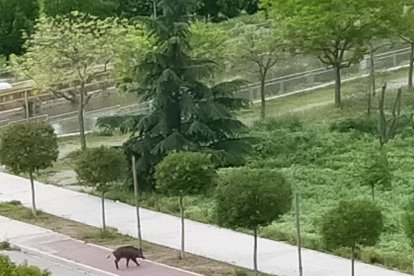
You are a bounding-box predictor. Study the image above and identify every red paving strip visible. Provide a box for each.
[30,238,199,276]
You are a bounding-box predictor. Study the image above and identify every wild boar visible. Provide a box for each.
[107,246,145,269]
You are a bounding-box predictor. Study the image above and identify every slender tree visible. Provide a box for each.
[15,13,122,150]
[237,21,281,119]
[0,121,58,217]
[215,168,292,273]
[321,199,383,276]
[75,146,127,230]
[360,150,392,200]
[155,151,216,259]
[402,202,414,276]
[263,0,383,107]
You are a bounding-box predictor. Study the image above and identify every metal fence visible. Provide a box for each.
[237,47,412,101]
[1,46,413,135]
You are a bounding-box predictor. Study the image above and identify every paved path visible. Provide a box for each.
[0,172,410,276]
[0,216,198,276]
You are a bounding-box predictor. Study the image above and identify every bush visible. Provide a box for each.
[329,117,377,134]
[216,168,292,230]
[155,151,217,196]
[253,116,303,132]
[321,199,383,250]
[0,254,50,275]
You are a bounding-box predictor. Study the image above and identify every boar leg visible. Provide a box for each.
[115,258,120,270]
[126,258,130,267]
[132,257,140,267]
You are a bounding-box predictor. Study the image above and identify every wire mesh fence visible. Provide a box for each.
[0,46,412,135]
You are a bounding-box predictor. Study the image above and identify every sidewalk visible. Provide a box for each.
[0,172,410,276]
[0,216,199,276]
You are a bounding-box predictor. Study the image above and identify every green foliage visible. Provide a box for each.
[329,117,377,135]
[359,150,392,199]
[0,0,39,59]
[104,0,251,188]
[215,168,292,230]
[41,0,118,17]
[402,211,414,248]
[0,255,50,276]
[0,121,58,175]
[248,119,324,167]
[15,13,121,97]
[14,12,135,149]
[189,20,230,71]
[321,199,383,249]
[196,0,248,21]
[117,0,156,18]
[264,0,382,106]
[155,151,216,196]
[75,146,127,192]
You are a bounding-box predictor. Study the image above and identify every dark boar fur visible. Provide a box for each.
[107,246,145,269]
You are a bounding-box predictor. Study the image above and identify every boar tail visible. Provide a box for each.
[106,252,113,259]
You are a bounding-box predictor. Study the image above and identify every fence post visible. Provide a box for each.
[280,81,285,95]
[24,90,30,120]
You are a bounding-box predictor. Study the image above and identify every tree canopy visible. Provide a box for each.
[0,0,39,60]
[216,168,292,229]
[215,168,291,272]
[0,121,58,176]
[41,0,118,17]
[14,12,127,150]
[75,146,127,191]
[0,121,58,216]
[263,0,383,107]
[155,151,216,195]
[321,199,383,249]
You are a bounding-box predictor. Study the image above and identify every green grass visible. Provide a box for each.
[239,67,411,125]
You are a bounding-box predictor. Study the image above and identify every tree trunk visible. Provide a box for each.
[260,71,267,120]
[351,245,355,276]
[371,185,375,201]
[132,155,143,249]
[378,83,387,147]
[179,191,185,259]
[101,192,106,231]
[409,41,414,91]
[370,49,376,97]
[29,172,37,217]
[295,193,303,276]
[334,65,342,108]
[152,0,157,17]
[411,247,414,276]
[253,227,258,274]
[412,247,414,276]
[78,83,87,150]
[367,86,372,118]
